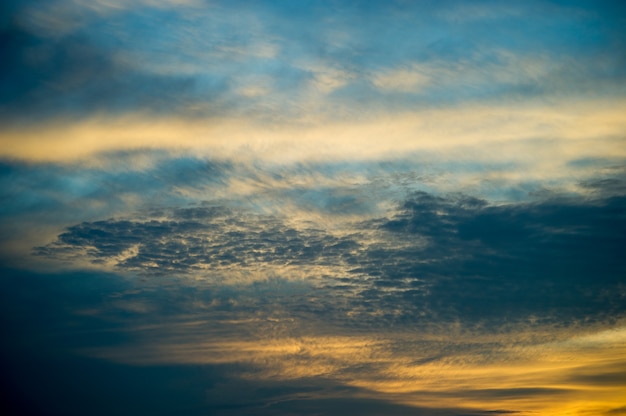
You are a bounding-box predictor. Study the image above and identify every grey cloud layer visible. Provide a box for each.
[37,184,626,327]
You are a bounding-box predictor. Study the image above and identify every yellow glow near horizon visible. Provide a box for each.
[85,323,626,415]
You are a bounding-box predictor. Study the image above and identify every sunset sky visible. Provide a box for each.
[1,1,625,415]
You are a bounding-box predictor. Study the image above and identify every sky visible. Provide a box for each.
[1,0,626,415]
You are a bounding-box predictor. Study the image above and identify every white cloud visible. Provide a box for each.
[370,50,560,94]
[371,65,430,92]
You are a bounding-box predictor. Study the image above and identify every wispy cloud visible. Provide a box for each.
[2,98,625,167]
[3,0,625,123]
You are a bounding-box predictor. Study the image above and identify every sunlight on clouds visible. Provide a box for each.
[124,336,381,379]
[237,84,272,98]
[370,50,560,94]
[308,66,353,94]
[2,98,625,168]
[371,65,431,92]
[87,323,626,415]
[217,41,280,60]
[3,1,625,415]
[185,264,359,286]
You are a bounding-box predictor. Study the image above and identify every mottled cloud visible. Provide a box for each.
[34,205,361,282]
[35,179,626,328]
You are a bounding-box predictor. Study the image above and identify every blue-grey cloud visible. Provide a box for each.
[35,175,626,329]
[35,205,357,274]
[0,23,204,122]
[0,154,228,216]
[2,0,625,122]
[357,189,626,326]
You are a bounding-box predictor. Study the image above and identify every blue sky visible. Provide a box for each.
[1,1,626,415]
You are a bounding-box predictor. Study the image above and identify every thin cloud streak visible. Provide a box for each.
[76,302,626,415]
[2,98,625,165]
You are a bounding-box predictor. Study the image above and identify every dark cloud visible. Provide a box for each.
[1,269,523,416]
[580,175,626,198]
[36,182,626,329]
[357,189,626,326]
[1,347,225,416]
[35,205,358,274]
[0,268,132,351]
[569,371,626,387]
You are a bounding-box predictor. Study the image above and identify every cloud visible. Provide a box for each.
[2,2,626,414]
[80,295,625,414]
[5,163,625,416]
[371,65,431,92]
[0,153,228,219]
[15,0,206,37]
[5,182,624,414]
[35,178,626,328]
[369,50,556,95]
[0,22,207,122]
[1,1,290,123]
[34,204,361,282]
[2,0,625,125]
[368,190,626,323]
[2,97,625,168]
